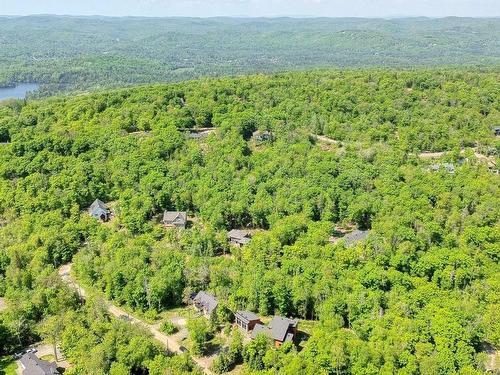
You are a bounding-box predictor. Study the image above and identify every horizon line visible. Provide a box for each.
[1,14,500,20]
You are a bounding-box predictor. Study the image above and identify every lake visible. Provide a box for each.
[0,83,39,100]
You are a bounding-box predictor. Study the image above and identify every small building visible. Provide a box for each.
[252,130,273,143]
[192,291,218,317]
[19,353,60,375]
[330,229,370,247]
[235,310,261,332]
[251,316,298,348]
[187,129,215,140]
[342,230,370,246]
[228,229,251,247]
[430,163,455,174]
[162,211,187,229]
[494,127,500,137]
[88,199,111,222]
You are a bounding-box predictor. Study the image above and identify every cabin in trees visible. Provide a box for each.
[252,130,273,143]
[162,211,187,229]
[187,129,215,139]
[342,230,370,246]
[19,352,60,375]
[494,127,500,137]
[430,163,455,174]
[192,291,218,317]
[251,316,299,348]
[330,229,370,247]
[235,310,261,332]
[228,229,251,247]
[88,199,111,222]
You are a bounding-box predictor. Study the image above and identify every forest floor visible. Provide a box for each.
[0,297,7,312]
[58,264,215,374]
[483,342,500,372]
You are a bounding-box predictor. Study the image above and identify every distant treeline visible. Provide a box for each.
[0,16,499,96]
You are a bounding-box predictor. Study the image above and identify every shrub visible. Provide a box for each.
[160,320,178,335]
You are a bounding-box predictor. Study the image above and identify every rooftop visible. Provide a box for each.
[193,291,218,315]
[20,353,60,375]
[251,316,298,342]
[89,198,109,213]
[236,310,260,322]
[342,230,370,246]
[228,229,250,240]
[163,211,187,224]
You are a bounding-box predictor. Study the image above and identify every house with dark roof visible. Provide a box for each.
[342,230,370,246]
[235,310,261,332]
[187,129,214,140]
[88,199,111,222]
[330,229,370,247]
[192,291,218,317]
[19,353,60,375]
[430,163,455,174]
[162,211,187,229]
[251,316,298,348]
[494,127,500,137]
[228,229,251,247]
[252,130,273,143]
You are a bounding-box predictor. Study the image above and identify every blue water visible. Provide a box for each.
[0,83,39,100]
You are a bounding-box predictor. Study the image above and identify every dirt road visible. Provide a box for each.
[58,264,213,374]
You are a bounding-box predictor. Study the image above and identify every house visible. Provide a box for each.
[494,127,500,137]
[252,130,273,143]
[187,130,214,140]
[88,199,111,221]
[235,310,261,332]
[162,211,187,229]
[19,353,60,375]
[251,316,298,348]
[192,291,218,317]
[330,229,370,247]
[342,230,370,246]
[429,163,455,174]
[228,229,251,247]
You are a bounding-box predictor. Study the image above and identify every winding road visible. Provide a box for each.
[58,264,213,374]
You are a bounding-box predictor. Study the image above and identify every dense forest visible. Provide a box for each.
[0,16,499,96]
[0,69,499,374]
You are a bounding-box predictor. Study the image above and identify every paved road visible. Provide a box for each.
[58,264,213,374]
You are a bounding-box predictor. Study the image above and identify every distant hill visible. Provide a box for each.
[0,15,499,95]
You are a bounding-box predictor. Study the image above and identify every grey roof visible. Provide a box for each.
[268,316,298,342]
[228,229,249,239]
[162,211,187,225]
[251,323,267,339]
[193,291,218,315]
[252,130,272,141]
[284,333,294,343]
[236,310,260,322]
[430,163,455,173]
[187,130,213,139]
[20,353,60,375]
[342,230,370,246]
[251,316,298,342]
[228,229,251,243]
[89,199,109,216]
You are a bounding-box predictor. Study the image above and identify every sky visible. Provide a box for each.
[0,0,499,18]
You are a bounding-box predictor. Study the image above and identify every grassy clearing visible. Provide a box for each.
[0,356,17,375]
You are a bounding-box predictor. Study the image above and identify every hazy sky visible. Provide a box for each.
[1,0,499,18]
